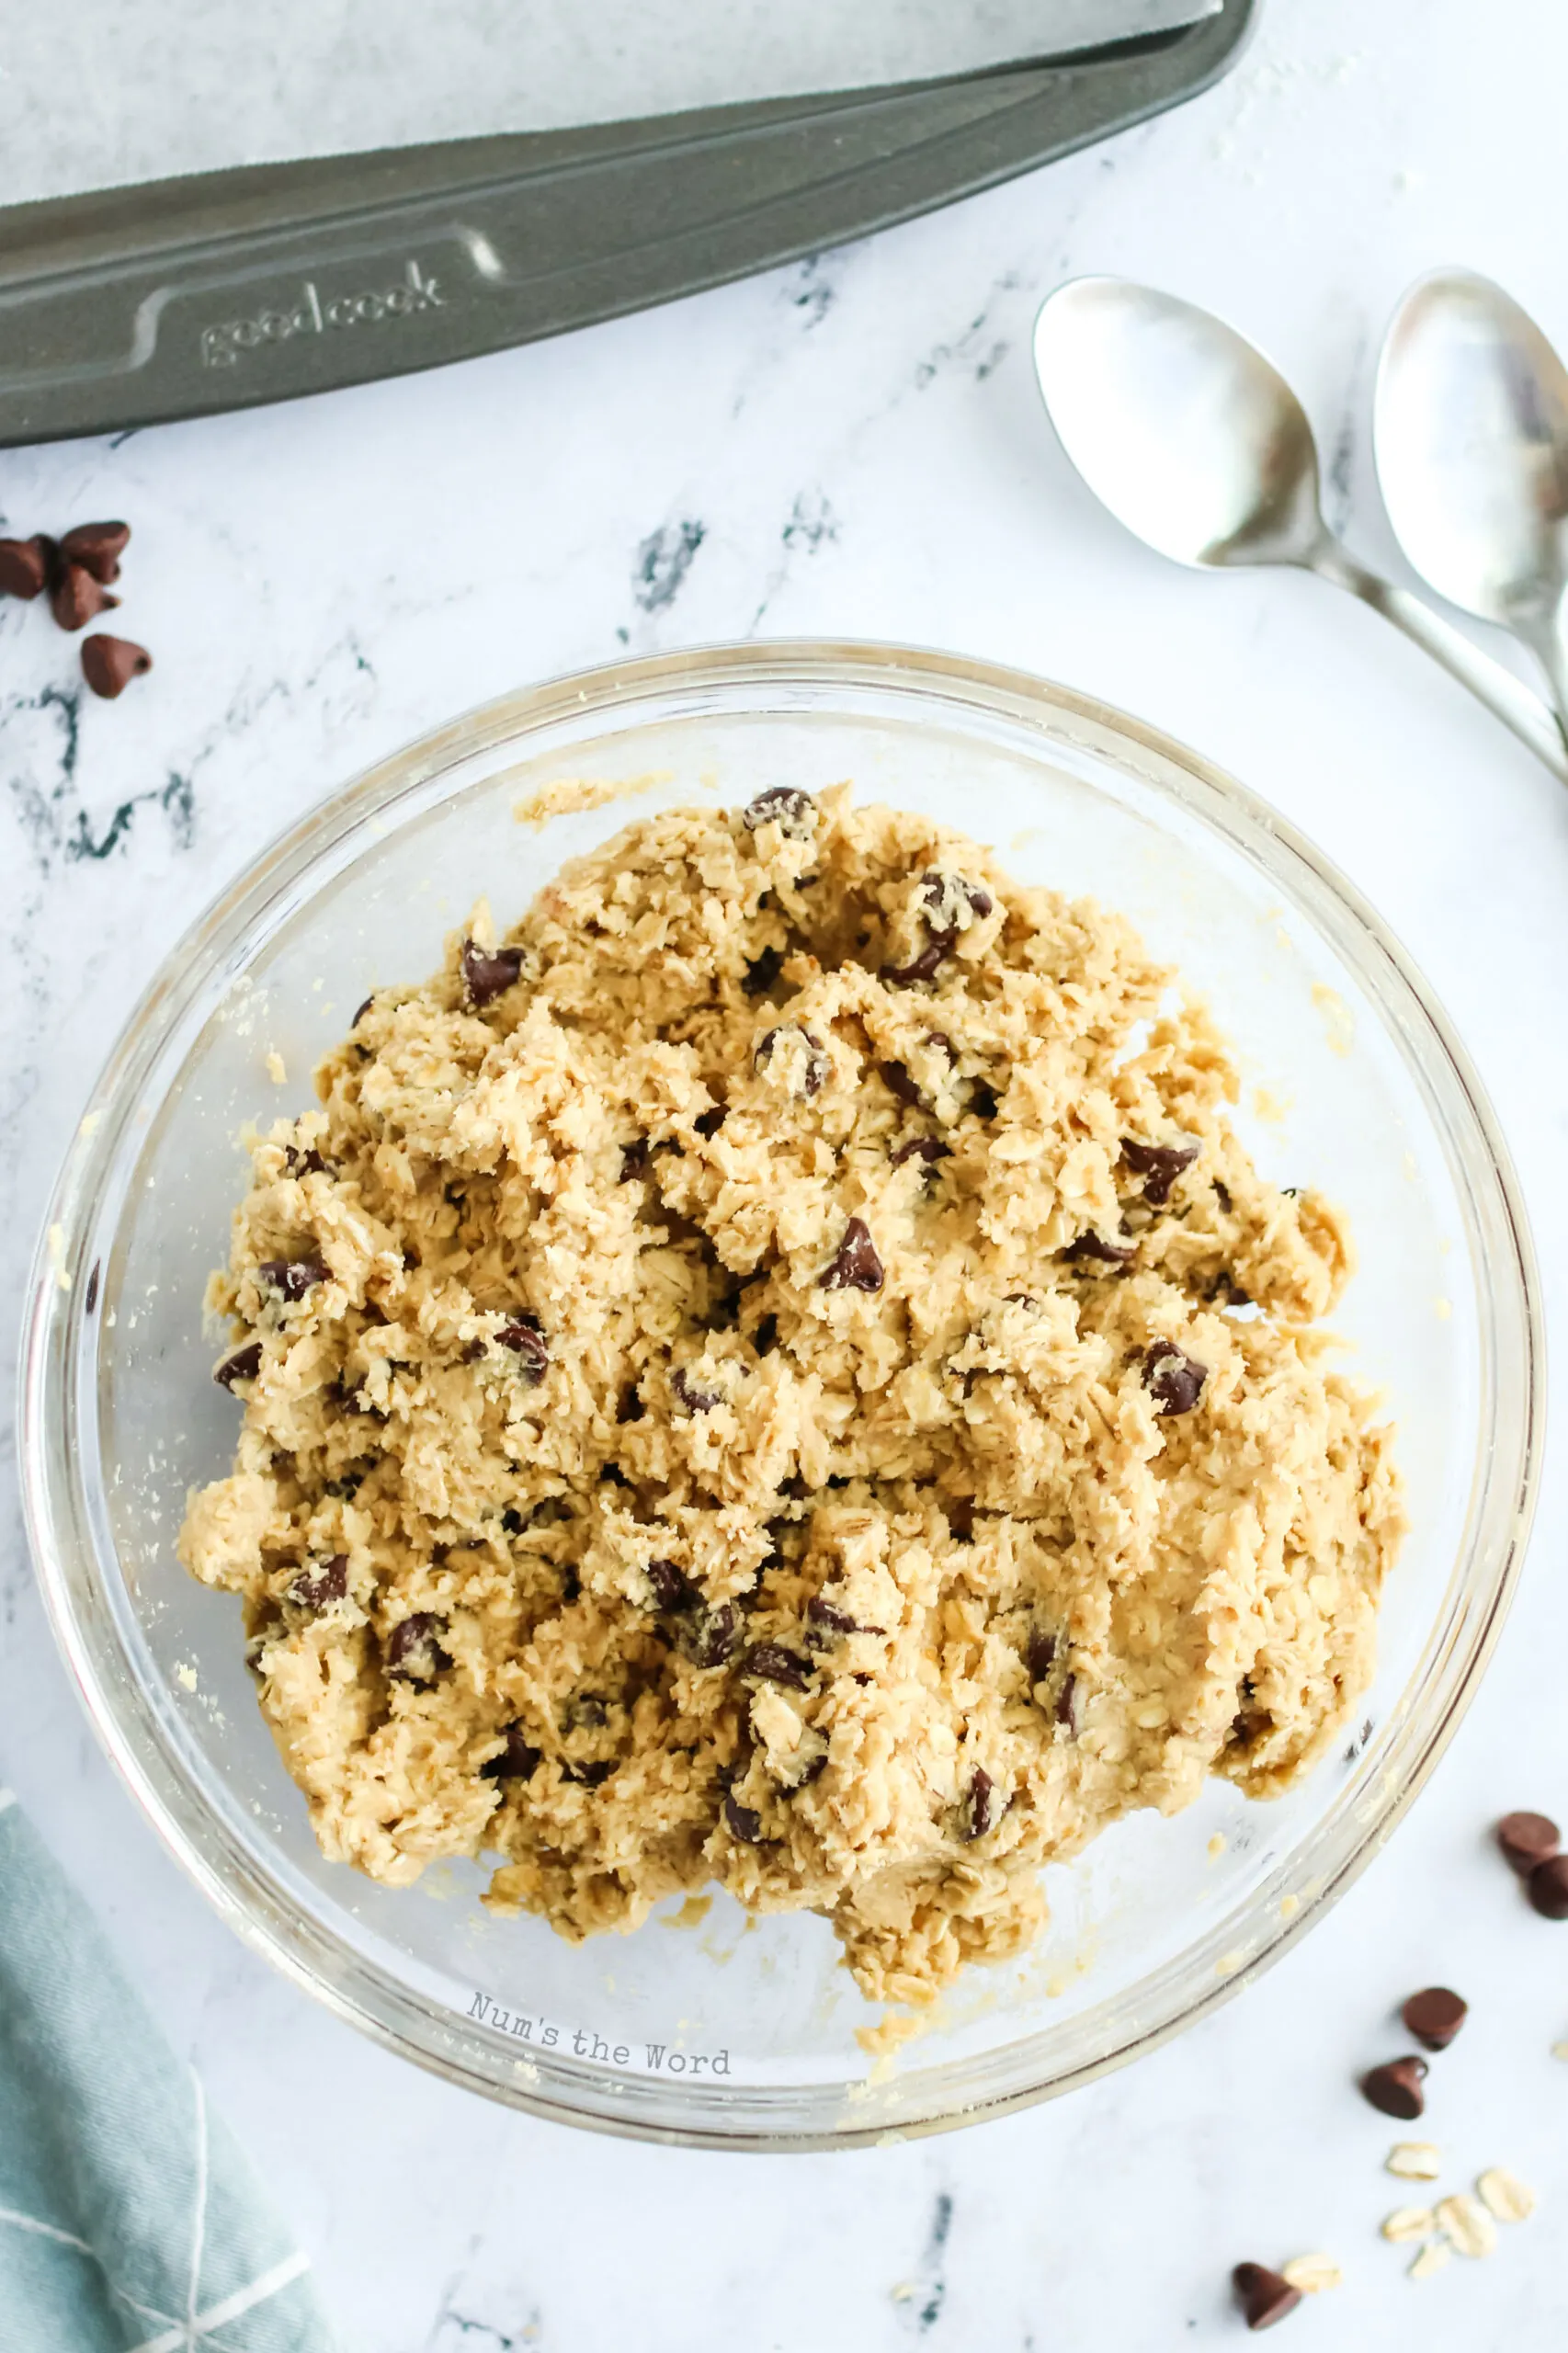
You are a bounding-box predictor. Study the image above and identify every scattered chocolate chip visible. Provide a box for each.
[1064,1230,1135,1266]
[1528,1855,1568,1920]
[793,1753,829,1790]
[285,1146,328,1177]
[881,932,955,986]
[1143,1340,1207,1415]
[570,1695,608,1729]
[349,996,377,1034]
[694,1105,728,1139]
[1213,1179,1233,1212]
[672,1367,721,1414]
[215,1342,263,1391]
[562,1758,616,1787]
[753,1313,779,1356]
[1025,1629,1057,1686]
[724,1792,764,1841]
[59,520,130,584]
[51,562,119,631]
[81,632,151,699]
[0,534,52,598]
[740,1643,812,1690]
[880,1061,925,1108]
[778,1474,810,1501]
[1232,2264,1301,2332]
[85,1261,100,1314]
[497,1316,549,1382]
[818,1217,883,1292]
[647,1559,699,1612]
[500,1509,527,1536]
[1055,1673,1081,1734]
[481,1725,541,1781]
[967,1079,1000,1121]
[919,870,994,926]
[925,1031,956,1063]
[291,1554,347,1609]
[694,1603,738,1667]
[460,939,523,1007]
[460,1337,487,1365]
[964,1767,995,1840]
[754,1024,828,1096]
[386,1612,450,1684]
[1497,1810,1560,1874]
[890,1136,950,1168]
[1359,2057,1428,2119]
[743,944,785,996]
[806,1596,879,1637]
[619,1138,649,1182]
[259,1256,328,1302]
[742,787,816,838]
[1402,1987,1467,2051]
[1120,1135,1200,1205]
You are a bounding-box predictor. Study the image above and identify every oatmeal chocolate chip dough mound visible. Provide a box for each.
[179,787,1403,2005]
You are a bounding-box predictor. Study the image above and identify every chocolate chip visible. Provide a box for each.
[1232,2264,1301,2332]
[1064,1230,1135,1267]
[964,1767,995,1840]
[481,1725,541,1780]
[386,1612,450,1684]
[1120,1135,1200,1205]
[1528,1855,1568,1920]
[694,1602,738,1667]
[778,1474,810,1500]
[569,1695,608,1730]
[460,939,523,1007]
[562,1759,616,1787]
[806,1596,880,1637]
[81,633,151,699]
[880,1061,925,1108]
[285,1146,328,1177]
[215,1341,263,1391]
[51,562,119,631]
[259,1256,328,1302]
[1402,1987,1467,2051]
[0,534,52,598]
[672,1367,721,1414]
[1025,1629,1057,1686]
[1497,1810,1560,1874]
[497,1316,549,1382]
[754,1025,828,1096]
[694,1105,728,1139]
[793,1753,829,1790]
[1359,2056,1428,2119]
[647,1559,698,1612]
[753,1313,779,1356]
[1144,1340,1207,1415]
[1055,1673,1081,1734]
[890,1136,950,1168]
[743,944,784,996]
[740,1643,812,1690]
[743,787,816,838]
[925,1031,956,1064]
[881,932,955,987]
[724,1793,764,1841]
[818,1217,883,1292]
[501,1508,526,1535]
[291,1554,347,1609]
[619,1138,649,1182]
[59,520,130,584]
[920,870,994,926]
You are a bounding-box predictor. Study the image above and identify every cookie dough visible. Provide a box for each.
[180,787,1403,2005]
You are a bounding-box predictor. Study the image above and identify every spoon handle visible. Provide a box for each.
[1309,540,1568,782]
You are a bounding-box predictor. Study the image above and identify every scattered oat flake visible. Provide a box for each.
[265,1049,287,1085]
[890,2282,916,2303]
[1382,2207,1435,2243]
[174,1663,199,1692]
[1476,2167,1536,2223]
[1387,2142,1443,2180]
[1281,2254,1341,2293]
[1435,2192,1496,2259]
[1215,1947,1247,1977]
[1207,1831,1227,1860]
[1408,2239,1450,2281]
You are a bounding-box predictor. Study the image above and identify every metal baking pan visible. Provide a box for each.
[0,0,1255,447]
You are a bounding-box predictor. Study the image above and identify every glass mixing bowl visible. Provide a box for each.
[20,642,1542,2149]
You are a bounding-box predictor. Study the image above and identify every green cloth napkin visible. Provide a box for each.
[0,1787,335,2351]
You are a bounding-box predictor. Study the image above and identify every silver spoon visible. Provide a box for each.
[1376,268,1568,741]
[1032,276,1568,783]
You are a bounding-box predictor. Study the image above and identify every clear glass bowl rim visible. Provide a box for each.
[19,638,1545,2151]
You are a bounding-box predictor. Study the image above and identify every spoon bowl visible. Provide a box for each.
[1033,277,1326,569]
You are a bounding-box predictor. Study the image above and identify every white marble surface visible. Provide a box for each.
[5,1,1568,2343]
